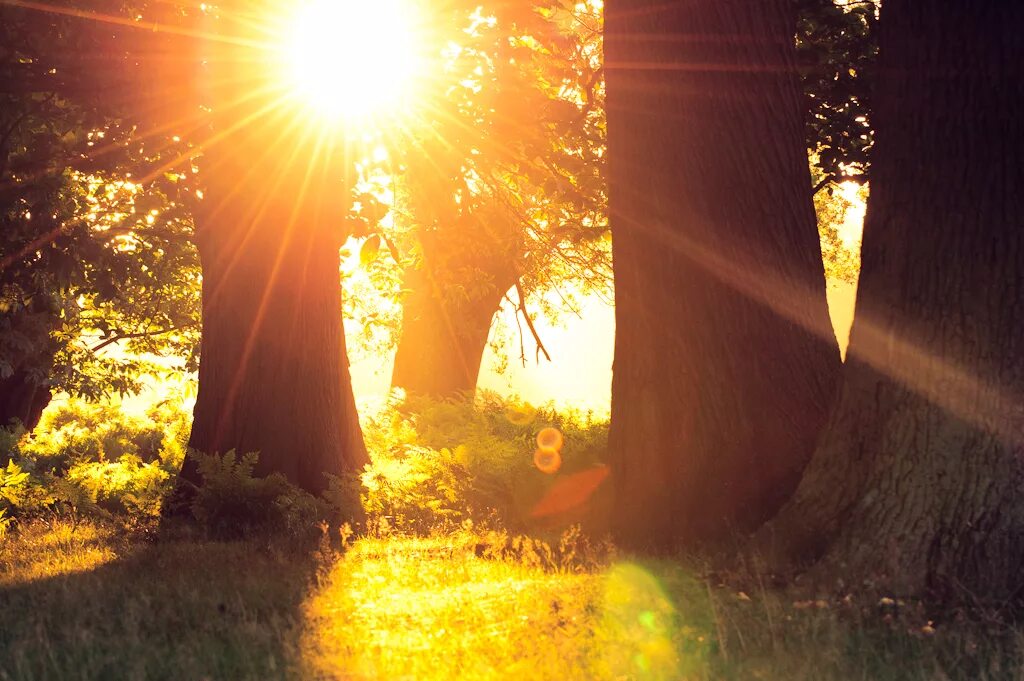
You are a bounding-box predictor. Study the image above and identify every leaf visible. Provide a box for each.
[360,235,381,267]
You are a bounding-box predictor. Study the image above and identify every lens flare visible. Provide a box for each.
[536,427,563,451]
[530,465,610,517]
[533,447,562,474]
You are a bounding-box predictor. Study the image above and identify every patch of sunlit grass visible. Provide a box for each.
[300,531,713,680]
[0,521,121,586]
[4,519,1024,680]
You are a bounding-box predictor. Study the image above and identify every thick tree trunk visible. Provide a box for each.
[605,0,840,547]
[0,308,57,432]
[765,3,1024,600]
[391,259,514,398]
[0,369,51,432]
[173,123,368,503]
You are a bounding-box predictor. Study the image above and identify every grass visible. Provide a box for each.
[2,519,1023,680]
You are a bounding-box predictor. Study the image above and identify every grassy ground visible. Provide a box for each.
[2,519,1022,680]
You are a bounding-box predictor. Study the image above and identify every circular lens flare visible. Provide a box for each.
[534,447,562,474]
[536,427,564,451]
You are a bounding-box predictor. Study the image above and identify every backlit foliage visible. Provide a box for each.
[0,398,190,523]
[0,5,201,405]
[360,391,608,532]
[344,0,609,359]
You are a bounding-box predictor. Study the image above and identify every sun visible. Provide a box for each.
[282,0,425,122]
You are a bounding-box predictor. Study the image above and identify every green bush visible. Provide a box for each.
[189,450,327,538]
[2,392,609,536]
[0,398,191,525]
[18,399,189,472]
[359,391,609,532]
[65,456,171,517]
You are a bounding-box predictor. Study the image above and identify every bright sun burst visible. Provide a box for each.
[282,0,424,122]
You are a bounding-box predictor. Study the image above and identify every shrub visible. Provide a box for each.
[359,391,609,533]
[0,398,191,525]
[189,450,327,537]
[65,456,170,517]
[18,399,188,473]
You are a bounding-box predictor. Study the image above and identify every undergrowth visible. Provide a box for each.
[2,391,610,540]
[4,395,1024,680]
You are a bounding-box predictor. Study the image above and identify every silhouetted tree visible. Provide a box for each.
[605,0,840,546]
[767,1,1024,600]
[168,4,367,501]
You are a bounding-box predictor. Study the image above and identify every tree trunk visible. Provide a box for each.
[605,0,840,547]
[391,258,514,398]
[0,369,51,432]
[173,124,368,503]
[0,307,58,432]
[390,196,522,398]
[765,2,1024,600]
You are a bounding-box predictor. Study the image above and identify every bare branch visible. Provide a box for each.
[514,281,551,363]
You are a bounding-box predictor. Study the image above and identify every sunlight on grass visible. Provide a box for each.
[0,521,120,586]
[300,533,713,680]
[4,520,1024,680]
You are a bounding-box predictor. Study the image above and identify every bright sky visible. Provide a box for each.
[348,276,857,419]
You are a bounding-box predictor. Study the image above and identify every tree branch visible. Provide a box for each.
[90,325,181,353]
[505,292,528,368]
[514,281,551,363]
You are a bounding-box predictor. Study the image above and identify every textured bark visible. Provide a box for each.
[766,2,1024,600]
[0,369,51,432]
[605,0,840,547]
[172,121,368,503]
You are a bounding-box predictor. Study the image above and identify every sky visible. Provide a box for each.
[349,277,857,418]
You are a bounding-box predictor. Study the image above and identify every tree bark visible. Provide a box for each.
[605,0,840,547]
[0,369,51,432]
[173,120,368,502]
[0,307,57,432]
[765,2,1024,600]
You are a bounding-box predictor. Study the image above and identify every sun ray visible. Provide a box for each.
[220,131,338,377]
[0,0,265,48]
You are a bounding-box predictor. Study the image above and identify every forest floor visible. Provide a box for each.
[1,519,1022,681]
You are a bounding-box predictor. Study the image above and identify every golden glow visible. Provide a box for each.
[301,535,710,679]
[281,0,425,121]
[536,427,564,451]
[533,447,562,474]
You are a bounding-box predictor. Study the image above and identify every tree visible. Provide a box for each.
[181,131,367,496]
[796,0,876,192]
[604,0,841,547]
[0,3,200,431]
[171,5,368,501]
[1,0,366,499]
[765,1,1024,600]
[379,0,608,398]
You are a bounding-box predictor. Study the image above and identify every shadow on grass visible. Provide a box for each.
[0,526,324,681]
